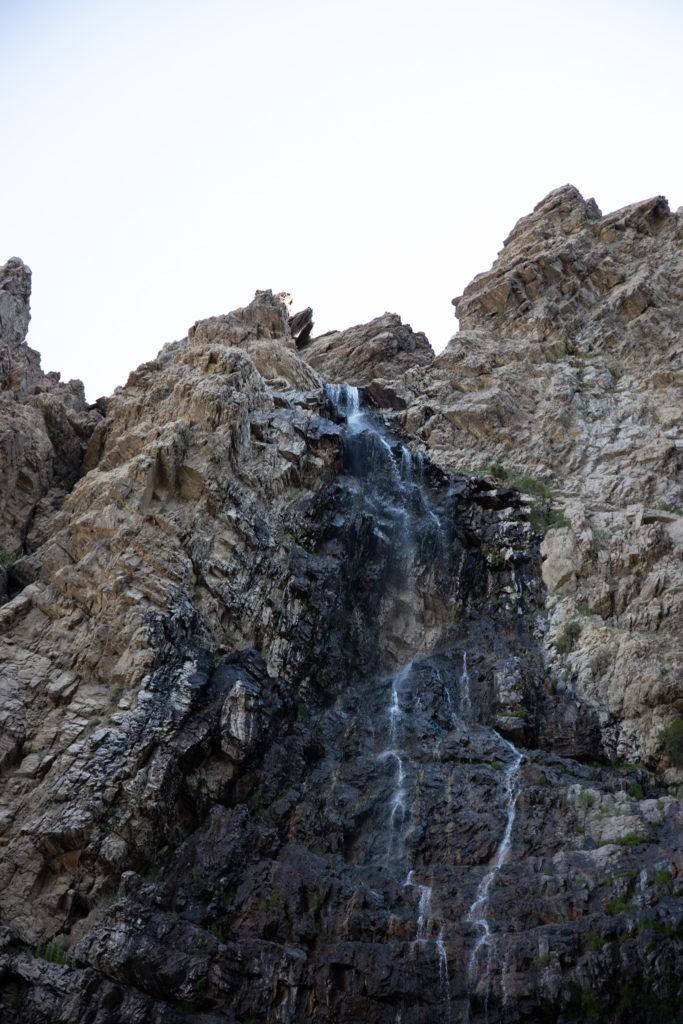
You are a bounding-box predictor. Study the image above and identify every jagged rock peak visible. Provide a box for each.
[184,289,321,392]
[186,292,433,390]
[503,183,603,244]
[188,288,295,347]
[299,311,434,386]
[0,256,32,349]
[453,184,681,353]
[0,256,101,564]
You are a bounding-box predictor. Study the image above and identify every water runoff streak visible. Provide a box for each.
[326,383,524,1022]
[327,383,453,1014]
[467,734,523,1016]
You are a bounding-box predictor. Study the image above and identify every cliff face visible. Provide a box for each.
[0,190,681,1024]
[0,259,102,571]
[387,186,683,769]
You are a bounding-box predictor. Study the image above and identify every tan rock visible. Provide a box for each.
[0,258,101,560]
[299,311,433,386]
[363,187,683,767]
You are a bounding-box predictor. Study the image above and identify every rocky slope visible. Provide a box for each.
[0,189,681,1024]
[383,186,683,771]
[0,259,101,576]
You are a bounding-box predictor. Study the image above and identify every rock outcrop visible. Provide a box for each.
[298,312,433,387]
[356,186,682,771]
[0,258,102,574]
[0,191,681,1024]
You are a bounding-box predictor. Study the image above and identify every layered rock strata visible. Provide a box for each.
[0,190,681,1024]
[298,312,433,387]
[374,186,682,770]
[0,258,101,572]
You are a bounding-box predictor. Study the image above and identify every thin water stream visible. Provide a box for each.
[466,734,523,1018]
[327,382,523,1023]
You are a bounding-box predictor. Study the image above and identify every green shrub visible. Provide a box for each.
[613,833,646,847]
[556,620,581,654]
[605,898,634,916]
[657,500,683,515]
[660,718,683,767]
[628,782,643,800]
[516,474,552,500]
[259,889,282,912]
[547,507,571,529]
[487,462,509,481]
[587,930,605,950]
[35,939,69,965]
[529,502,568,533]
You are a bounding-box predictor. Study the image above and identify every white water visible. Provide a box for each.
[415,884,433,942]
[460,651,472,717]
[326,384,473,1021]
[326,382,362,430]
[380,662,412,865]
[400,445,413,482]
[405,875,453,1014]
[467,735,523,991]
[501,949,513,1013]
[437,925,452,1019]
[388,662,411,743]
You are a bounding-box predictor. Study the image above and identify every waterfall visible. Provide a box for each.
[400,445,413,482]
[460,650,472,717]
[467,735,523,1005]
[388,661,411,744]
[379,746,407,866]
[325,381,526,1023]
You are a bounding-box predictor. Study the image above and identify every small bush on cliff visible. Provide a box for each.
[487,462,509,481]
[555,620,581,654]
[35,939,69,965]
[486,464,553,501]
[660,718,683,767]
[516,474,552,501]
[587,929,605,950]
[486,464,570,533]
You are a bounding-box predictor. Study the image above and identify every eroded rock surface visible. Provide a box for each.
[0,258,101,570]
[299,312,433,386]
[377,186,683,769]
[0,192,681,1024]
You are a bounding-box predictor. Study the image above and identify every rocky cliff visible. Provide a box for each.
[0,187,680,1024]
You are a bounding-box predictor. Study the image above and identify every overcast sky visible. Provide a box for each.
[3,0,682,400]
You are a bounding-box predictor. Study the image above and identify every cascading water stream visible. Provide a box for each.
[467,734,523,1014]
[327,383,457,1016]
[460,650,472,718]
[327,382,524,1022]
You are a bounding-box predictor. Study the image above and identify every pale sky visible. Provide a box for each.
[3,0,682,400]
